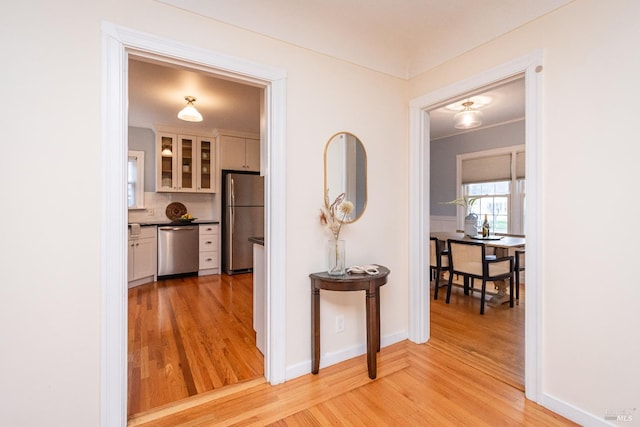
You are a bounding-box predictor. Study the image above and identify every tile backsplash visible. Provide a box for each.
[128,192,217,223]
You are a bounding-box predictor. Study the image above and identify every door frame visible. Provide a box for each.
[407,51,543,402]
[101,22,287,426]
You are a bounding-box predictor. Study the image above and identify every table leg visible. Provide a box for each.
[311,284,320,374]
[487,280,510,306]
[365,289,377,379]
[376,290,381,352]
[488,247,511,306]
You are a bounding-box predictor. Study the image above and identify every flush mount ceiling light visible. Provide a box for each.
[177,96,203,122]
[454,101,483,130]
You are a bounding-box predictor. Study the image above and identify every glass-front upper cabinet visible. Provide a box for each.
[156,131,216,193]
[197,137,215,193]
[157,132,176,191]
[178,135,196,192]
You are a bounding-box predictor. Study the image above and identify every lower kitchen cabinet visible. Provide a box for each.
[199,224,219,276]
[128,225,157,287]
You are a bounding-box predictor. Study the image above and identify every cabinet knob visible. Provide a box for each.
[206,258,212,261]
[206,241,212,244]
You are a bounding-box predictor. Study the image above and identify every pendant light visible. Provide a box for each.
[177,96,203,122]
[454,101,483,130]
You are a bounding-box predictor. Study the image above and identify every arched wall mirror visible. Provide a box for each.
[324,132,367,223]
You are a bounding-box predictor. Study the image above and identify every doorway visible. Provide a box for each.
[427,77,526,389]
[407,52,543,402]
[101,23,287,426]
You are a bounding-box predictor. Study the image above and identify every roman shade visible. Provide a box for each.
[516,151,525,179]
[461,151,526,184]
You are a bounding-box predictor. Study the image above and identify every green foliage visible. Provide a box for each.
[441,196,477,209]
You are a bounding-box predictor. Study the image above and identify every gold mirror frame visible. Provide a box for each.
[324,132,367,224]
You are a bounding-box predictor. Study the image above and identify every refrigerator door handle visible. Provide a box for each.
[230,177,235,207]
[230,177,235,268]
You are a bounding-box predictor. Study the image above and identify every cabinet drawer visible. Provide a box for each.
[199,234,218,251]
[199,224,218,236]
[199,251,218,269]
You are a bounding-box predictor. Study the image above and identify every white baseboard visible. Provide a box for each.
[285,331,408,381]
[542,393,619,427]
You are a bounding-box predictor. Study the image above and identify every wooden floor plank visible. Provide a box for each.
[128,273,264,416]
[429,276,525,390]
[131,339,577,427]
[129,272,577,426]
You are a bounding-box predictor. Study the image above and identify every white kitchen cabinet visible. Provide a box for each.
[128,226,157,287]
[156,132,216,193]
[219,134,260,172]
[198,224,219,276]
[196,137,216,193]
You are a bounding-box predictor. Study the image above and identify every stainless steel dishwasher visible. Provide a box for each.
[157,225,199,277]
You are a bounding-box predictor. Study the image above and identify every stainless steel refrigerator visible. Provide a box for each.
[222,172,264,274]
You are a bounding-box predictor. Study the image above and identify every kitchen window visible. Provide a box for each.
[128,150,145,209]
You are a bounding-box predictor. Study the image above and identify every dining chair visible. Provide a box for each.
[446,239,514,315]
[430,237,449,300]
[514,249,525,305]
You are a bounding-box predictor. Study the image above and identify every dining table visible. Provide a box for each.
[430,231,525,306]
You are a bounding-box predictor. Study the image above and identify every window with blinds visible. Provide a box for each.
[456,146,525,234]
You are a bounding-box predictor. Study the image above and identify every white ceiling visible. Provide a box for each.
[128,57,262,134]
[157,0,574,78]
[429,77,525,140]
[129,1,561,138]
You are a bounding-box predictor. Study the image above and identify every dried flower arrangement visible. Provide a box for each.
[320,191,354,241]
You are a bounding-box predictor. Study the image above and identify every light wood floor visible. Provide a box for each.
[430,277,525,390]
[128,273,575,426]
[128,273,264,416]
[129,341,574,426]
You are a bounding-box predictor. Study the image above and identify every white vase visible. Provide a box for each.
[327,239,346,276]
[464,213,478,236]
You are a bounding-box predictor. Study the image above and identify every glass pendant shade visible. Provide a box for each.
[177,96,203,122]
[454,102,483,129]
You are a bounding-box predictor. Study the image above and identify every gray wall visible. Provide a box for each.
[128,127,156,192]
[430,120,525,216]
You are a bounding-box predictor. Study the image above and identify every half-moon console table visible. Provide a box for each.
[310,265,390,379]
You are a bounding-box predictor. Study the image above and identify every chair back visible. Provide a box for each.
[429,238,437,267]
[430,237,448,269]
[448,239,484,276]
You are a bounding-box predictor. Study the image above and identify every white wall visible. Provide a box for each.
[4,0,637,425]
[411,0,640,423]
[0,1,407,426]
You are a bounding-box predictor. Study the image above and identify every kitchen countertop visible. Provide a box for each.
[128,220,219,227]
[249,237,264,245]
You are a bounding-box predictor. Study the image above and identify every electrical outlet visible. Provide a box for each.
[335,315,344,333]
